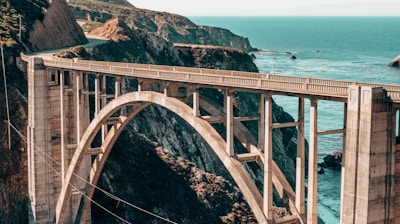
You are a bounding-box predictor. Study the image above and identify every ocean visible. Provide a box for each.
[189,16,400,223]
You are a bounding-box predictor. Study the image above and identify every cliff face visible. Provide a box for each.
[28,0,88,51]
[0,47,28,223]
[68,0,256,52]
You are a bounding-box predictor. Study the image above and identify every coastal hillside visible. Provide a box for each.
[0,0,299,223]
[67,0,256,52]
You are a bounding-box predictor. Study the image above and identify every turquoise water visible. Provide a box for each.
[190,16,400,223]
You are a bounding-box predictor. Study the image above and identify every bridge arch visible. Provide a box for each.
[55,91,267,223]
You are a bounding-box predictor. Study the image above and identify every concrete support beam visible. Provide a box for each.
[341,86,360,223]
[75,73,81,144]
[115,76,121,98]
[263,92,273,221]
[193,88,200,117]
[94,74,100,114]
[258,93,265,151]
[296,97,305,215]
[60,70,65,183]
[341,86,396,223]
[226,90,234,156]
[101,75,107,142]
[27,58,51,223]
[83,74,90,131]
[354,86,395,223]
[308,98,318,224]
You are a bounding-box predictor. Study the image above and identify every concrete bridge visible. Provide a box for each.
[22,54,400,223]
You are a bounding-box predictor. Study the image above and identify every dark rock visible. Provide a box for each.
[388,55,400,67]
[320,151,342,170]
[28,0,88,51]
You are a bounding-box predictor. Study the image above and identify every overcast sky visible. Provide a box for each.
[127,0,400,16]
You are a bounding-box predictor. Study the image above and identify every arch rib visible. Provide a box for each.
[55,91,268,224]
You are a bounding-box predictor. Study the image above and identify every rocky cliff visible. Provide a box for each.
[28,0,88,51]
[68,0,256,52]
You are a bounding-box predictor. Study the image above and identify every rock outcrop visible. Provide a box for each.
[28,0,88,51]
[388,55,400,67]
[68,0,256,52]
[319,151,342,170]
[89,17,182,65]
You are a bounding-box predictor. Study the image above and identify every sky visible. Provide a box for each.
[127,0,400,16]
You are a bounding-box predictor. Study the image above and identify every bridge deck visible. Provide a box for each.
[41,57,400,103]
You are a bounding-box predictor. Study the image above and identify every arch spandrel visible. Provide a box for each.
[55,91,267,224]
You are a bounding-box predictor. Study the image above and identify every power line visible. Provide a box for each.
[9,122,178,224]
[10,123,132,224]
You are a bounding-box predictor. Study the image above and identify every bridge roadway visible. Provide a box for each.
[24,55,400,224]
[43,56,400,103]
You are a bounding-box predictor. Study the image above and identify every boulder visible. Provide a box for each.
[320,151,342,170]
[388,55,400,67]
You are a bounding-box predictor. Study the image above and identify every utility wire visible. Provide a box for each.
[10,123,132,224]
[0,34,11,150]
[9,122,178,224]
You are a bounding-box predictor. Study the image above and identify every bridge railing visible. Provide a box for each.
[42,58,400,102]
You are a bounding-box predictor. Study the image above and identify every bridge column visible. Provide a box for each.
[258,93,265,151]
[341,86,396,223]
[193,87,200,117]
[341,86,360,223]
[115,76,121,98]
[60,69,66,183]
[263,92,273,221]
[101,75,107,141]
[72,71,92,223]
[308,98,318,224]
[27,58,53,223]
[76,72,82,144]
[296,97,305,215]
[95,74,100,114]
[226,90,234,156]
